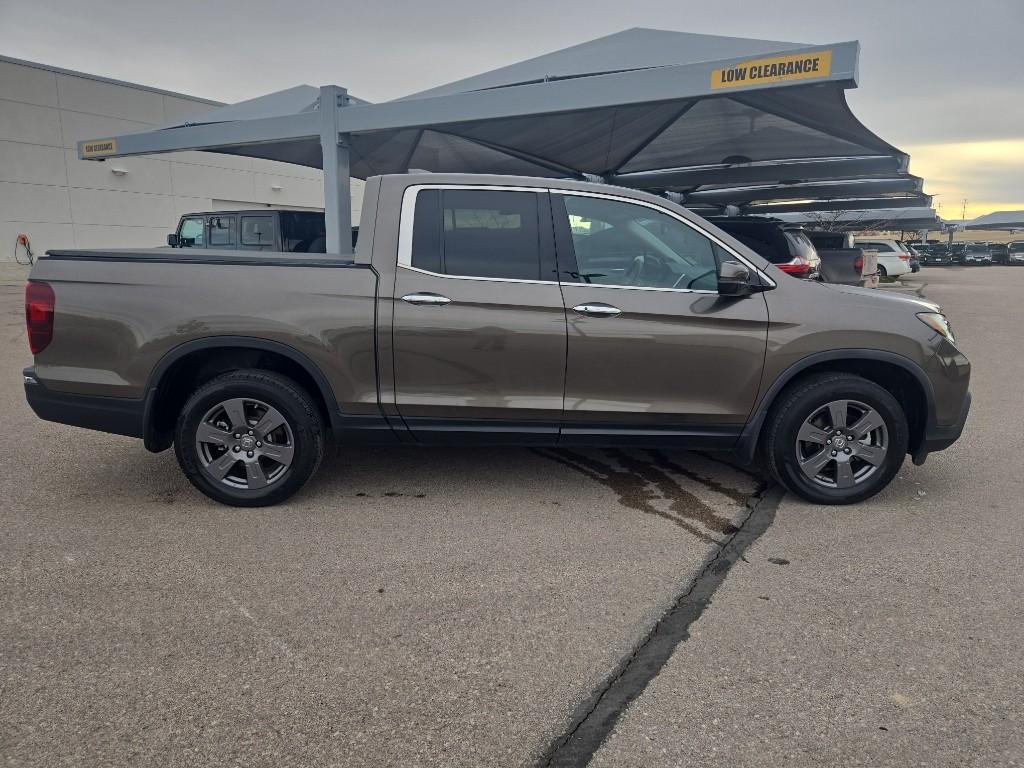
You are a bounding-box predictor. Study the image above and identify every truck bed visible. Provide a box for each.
[27,248,379,430]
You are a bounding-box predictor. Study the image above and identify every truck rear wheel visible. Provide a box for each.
[764,373,908,505]
[174,370,324,506]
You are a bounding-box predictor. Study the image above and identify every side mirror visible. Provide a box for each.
[718,260,753,296]
[166,233,179,247]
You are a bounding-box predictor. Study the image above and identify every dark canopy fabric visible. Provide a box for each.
[336,81,900,184]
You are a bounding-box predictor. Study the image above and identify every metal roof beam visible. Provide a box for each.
[688,176,922,205]
[612,155,905,189]
[77,112,320,160]
[745,195,932,213]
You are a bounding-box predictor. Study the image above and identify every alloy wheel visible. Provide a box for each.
[194,397,295,490]
[795,399,889,489]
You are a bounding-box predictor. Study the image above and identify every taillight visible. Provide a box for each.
[25,280,55,354]
[853,254,864,273]
[898,253,910,261]
[777,257,811,277]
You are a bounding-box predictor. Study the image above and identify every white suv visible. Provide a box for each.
[854,239,912,278]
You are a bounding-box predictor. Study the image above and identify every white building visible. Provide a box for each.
[1,55,361,260]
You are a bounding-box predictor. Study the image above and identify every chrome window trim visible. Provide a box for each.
[397,263,558,286]
[559,281,717,295]
[396,183,776,291]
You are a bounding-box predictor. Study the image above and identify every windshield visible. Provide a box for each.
[967,244,989,252]
[1010,242,1024,252]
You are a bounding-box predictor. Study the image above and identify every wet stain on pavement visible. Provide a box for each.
[534,448,754,545]
[645,450,749,504]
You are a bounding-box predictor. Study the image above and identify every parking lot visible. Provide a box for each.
[2,264,1022,767]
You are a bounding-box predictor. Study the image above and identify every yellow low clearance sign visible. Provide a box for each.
[711,50,832,89]
[81,139,118,158]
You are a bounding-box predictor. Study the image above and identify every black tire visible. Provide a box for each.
[764,373,909,505]
[877,264,887,278]
[174,370,324,506]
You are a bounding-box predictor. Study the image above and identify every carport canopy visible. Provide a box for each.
[772,206,941,231]
[963,211,1024,231]
[77,28,922,254]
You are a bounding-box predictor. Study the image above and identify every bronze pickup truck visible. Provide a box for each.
[23,173,971,507]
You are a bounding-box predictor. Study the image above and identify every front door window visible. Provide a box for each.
[178,217,204,248]
[560,195,723,292]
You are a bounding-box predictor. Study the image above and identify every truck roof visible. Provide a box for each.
[180,209,325,217]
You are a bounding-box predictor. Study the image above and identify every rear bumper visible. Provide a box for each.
[914,390,971,463]
[23,368,144,439]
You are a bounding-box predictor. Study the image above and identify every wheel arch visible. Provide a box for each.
[142,337,337,452]
[736,349,934,464]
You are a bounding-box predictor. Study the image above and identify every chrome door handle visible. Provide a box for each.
[401,292,452,306]
[572,302,622,318]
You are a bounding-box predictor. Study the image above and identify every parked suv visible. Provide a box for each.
[916,244,953,266]
[167,209,355,252]
[853,239,912,278]
[709,218,821,279]
[24,173,971,507]
[988,242,1010,265]
[902,243,922,273]
[1009,241,1024,264]
[963,243,994,265]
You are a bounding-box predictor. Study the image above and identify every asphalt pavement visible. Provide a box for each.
[0,264,757,767]
[589,266,1024,767]
[1,264,1020,767]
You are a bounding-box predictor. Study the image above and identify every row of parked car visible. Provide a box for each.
[907,241,1024,266]
[707,218,879,287]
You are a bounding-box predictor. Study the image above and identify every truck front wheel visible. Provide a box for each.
[174,370,325,506]
[764,373,909,505]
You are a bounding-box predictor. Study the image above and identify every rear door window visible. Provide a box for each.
[411,189,541,280]
[178,217,205,247]
[280,212,329,252]
[208,214,236,247]
[240,216,275,249]
[860,241,893,252]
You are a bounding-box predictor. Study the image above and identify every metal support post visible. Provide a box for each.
[319,85,352,254]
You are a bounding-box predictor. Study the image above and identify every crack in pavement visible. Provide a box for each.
[535,481,785,768]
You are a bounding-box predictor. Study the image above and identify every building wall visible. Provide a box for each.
[0,56,363,260]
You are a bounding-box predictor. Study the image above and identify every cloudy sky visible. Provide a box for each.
[2,0,1021,217]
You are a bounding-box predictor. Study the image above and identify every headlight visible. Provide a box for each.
[917,312,956,344]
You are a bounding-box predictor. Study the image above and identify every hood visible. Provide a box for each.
[817,282,942,313]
